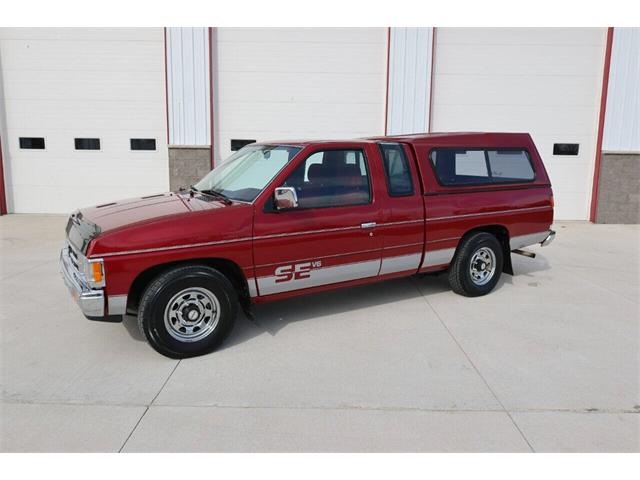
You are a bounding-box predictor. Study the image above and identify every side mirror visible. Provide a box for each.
[274,186,299,210]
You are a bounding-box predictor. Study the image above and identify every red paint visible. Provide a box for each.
[589,27,614,223]
[428,27,436,133]
[384,27,391,135]
[73,132,553,310]
[0,134,7,215]
[208,27,215,170]
[163,27,170,145]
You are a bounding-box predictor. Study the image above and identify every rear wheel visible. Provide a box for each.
[448,232,503,297]
[138,265,238,358]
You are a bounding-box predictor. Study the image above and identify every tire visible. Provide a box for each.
[448,232,503,297]
[138,265,238,358]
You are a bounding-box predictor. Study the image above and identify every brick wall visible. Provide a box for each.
[596,153,640,224]
[168,147,211,191]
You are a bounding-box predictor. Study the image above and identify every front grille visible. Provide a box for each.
[67,244,79,271]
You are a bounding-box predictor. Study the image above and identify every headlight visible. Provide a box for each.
[79,255,105,289]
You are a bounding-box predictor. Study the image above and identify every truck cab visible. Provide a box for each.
[61,133,554,358]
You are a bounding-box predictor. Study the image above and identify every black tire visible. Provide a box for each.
[448,232,503,297]
[138,265,238,358]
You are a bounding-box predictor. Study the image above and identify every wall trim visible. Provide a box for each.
[384,27,391,135]
[428,27,436,133]
[0,135,7,215]
[163,27,170,145]
[589,27,614,223]
[208,27,215,170]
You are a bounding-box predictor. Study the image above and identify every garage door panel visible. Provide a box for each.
[0,27,169,213]
[434,74,601,108]
[436,27,604,46]
[217,72,384,104]
[432,104,599,136]
[218,43,384,74]
[218,101,383,133]
[431,28,605,220]
[0,39,163,73]
[0,28,161,42]
[218,27,385,45]
[2,70,164,102]
[552,191,590,221]
[9,158,168,189]
[435,44,606,76]
[215,27,387,160]
[4,100,166,132]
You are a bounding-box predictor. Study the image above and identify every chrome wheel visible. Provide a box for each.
[469,247,497,286]
[163,287,220,342]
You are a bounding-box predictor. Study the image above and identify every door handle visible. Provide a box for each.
[361,222,377,229]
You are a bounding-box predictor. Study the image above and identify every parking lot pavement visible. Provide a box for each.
[1,215,638,452]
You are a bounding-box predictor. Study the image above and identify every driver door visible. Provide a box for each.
[252,144,384,298]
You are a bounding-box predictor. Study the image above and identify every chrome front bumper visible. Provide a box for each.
[541,230,556,247]
[60,244,105,318]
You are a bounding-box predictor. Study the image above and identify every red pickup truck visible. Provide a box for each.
[61,132,555,358]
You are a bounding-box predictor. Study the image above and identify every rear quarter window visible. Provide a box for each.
[429,148,535,186]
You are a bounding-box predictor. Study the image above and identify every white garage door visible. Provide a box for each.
[214,28,387,162]
[430,28,607,220]
[0,28,169,214]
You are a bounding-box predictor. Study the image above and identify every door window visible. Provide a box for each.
[282,149,371,209]
[379,143,414,196]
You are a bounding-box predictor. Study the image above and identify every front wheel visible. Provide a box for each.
[448,232,503,297]
[138,265,238,358]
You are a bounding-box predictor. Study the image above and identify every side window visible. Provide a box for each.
[430,148,534,186]
[486,150,535,182]
[430,149,488,185]
[283,149,371,209]
[379,143,414,196]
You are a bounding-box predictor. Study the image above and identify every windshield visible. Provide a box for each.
[193,145,302,203]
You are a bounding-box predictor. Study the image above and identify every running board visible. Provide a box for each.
[512,249,536,259]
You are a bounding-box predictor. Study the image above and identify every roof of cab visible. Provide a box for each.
[254,132,533,147]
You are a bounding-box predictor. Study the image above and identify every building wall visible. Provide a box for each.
[166,27,211,146]
[213,28,387,162]
[430,27,607,220]
[168,146,211,191]
[386,27,433,135]
[595,153,640,224]
[0,28,169,214]
[602,28,640,153]
[596,28,640,224]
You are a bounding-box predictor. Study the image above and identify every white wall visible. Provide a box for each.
[603,28,640,153]
[166,27,211,146]
[214,28,387,162]
[430,28,607,220]
[386,27,433,135]
[0,28,169,214]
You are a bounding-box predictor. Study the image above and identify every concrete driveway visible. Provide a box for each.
[1,214,638,452]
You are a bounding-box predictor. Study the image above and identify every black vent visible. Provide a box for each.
[19,137,45,149]
[231,139,256,151]
[75,138,101,150]
[130,138,156,151]
[553,143,579,156]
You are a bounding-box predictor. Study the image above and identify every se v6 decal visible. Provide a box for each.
[274,261,322,283]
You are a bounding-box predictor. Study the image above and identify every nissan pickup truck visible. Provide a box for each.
[60,132,555,358]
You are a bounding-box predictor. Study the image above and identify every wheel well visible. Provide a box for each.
[459,225,513,275]
[125,258,250,314]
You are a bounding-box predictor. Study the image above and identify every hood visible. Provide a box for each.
[79,192,225,234]
[70,192,253,256]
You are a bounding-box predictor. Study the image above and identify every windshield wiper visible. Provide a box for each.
[189,186,233,205]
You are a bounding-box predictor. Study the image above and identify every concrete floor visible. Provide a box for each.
[0,214,638,452]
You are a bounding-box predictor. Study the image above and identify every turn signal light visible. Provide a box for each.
[91,262,103,284]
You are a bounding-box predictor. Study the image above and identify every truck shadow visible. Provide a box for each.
[121,253,551,348]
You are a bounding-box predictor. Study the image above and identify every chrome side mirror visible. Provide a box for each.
[274,186,299,210]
